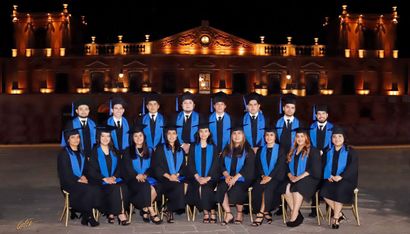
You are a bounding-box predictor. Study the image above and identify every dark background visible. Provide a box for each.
[0,0,407,57]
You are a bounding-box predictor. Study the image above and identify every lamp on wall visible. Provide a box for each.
[286,71,291,80]
[118,69,124,78]
[388,83,399,96]
[11,81,23,94]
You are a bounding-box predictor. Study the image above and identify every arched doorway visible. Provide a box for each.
[305,73,320,95]
[267,73,281,95]
[90,72,104,93]
[161,71,176,93]
[233,73,247,94]
[128,72,143,93]
[341,75,356,95]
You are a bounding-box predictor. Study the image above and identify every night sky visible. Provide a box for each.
[0,0,407,56]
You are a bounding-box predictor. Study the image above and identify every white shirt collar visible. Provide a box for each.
[249,112,259,118]
[113,117,122,124]
[149,112,157,119]
[184,112,192,118]
[216,112,225,119]
[318,121,327,128]
[78,117,88,122]
[284,116,294,122]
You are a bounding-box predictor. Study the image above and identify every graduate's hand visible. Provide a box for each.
[78,176,88,184]
[136,174,145,182]
[288,173,296,182]
[181,143,190,154]
[204,176,211,184]
[169,174,179,182]
[198,177,207,185]
[260,175,272,184]
[228,175,239,187]
[328,176,334,182]
[225,176,232,185]
[103,177,115,184]
[333,175,342,182]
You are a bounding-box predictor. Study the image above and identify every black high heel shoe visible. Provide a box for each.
[221,212,234,226]
[149,214,163,224]
[251,212,264,227]
[117,216,130,226]
[210,213,217,224]
[264,212,273,224]
[107,215,115,224]
[164,211,174,223]
[81,215,99,227]
[140,209,150,223]
[338,212,346,223]
[331,217,340,229]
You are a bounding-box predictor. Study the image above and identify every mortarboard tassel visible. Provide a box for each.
[312,105,316,121]
[242,95,247,112]
[142,97,146,115]
[71,102,74,117]
[210,97,214,113]
[279,96,283,115]
[109,99,112,116]
[175,96,179,112]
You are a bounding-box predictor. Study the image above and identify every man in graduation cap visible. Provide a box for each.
[137,92,165,151]
[62,98,96,157]
[174,91,201,154]
[275,94,300,155]
[242,92,268,154]
[208,91,232,154]
[106,96,130,155]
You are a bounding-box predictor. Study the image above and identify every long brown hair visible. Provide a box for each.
[286,132,311,163]
[222,130,246,158]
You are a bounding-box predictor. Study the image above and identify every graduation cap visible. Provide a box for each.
[211,91,228,112]
[95,125,117,133]
[63,127,82,143]
[193,121,215,129]
[331,126,346,136]
[246,92,262,104]
[282,93,297,106]
[109,96,127,115]
[291,121,312,134]
[260,126,281,133]
[74,97,92,110]
[145,92,160,104]
[161,124,182,132]
[228,123,249,132]
[181,91,195,103]
[128,124,148,134]
[315,104,328,113]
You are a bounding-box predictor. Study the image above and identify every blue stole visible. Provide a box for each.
[324,146,348,179]
[131,150,156,185]
[97,146,122,184]
[142,113,164,150]
[65,147,85,178]
[163,145,184,176]
[60,117,96,147]
[224,150,246,182]
[209,112,231,151]
[243,112,266,148]
[176,111,199,144]
[260,144,279,176]
[107,117,129,151]
[289,150,308,176]
[276,117,299,146]
[310,122,333,149]
[194,144,213,177]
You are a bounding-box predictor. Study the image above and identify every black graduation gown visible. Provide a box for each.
[152,144,186,212]
[87,146,129,215]
[320,149,358,204]
[64,118,95,157]
[57,149,102,213]
[123,147,158,209]
[252,146,287,212]
[186,144,219,211]
[286,148,322,200]
[216,146,255,205]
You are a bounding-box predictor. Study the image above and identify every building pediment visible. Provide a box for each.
[123,60,147,68]
[262,62,287,70]
[85,60,110,69]
[301,62,324,70]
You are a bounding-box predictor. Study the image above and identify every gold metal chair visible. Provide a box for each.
[128,201,159,223]
[327,188,360,226]
[159,183,191,221]
[217,187,254,223]
[59,190,99,227]
[281,191,324,225]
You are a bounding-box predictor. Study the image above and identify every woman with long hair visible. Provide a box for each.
[152,124,186,223]
[216,123,255,225]
[87,125,130,225]
[186,122,219,223]
[283,127,321,227]
[251,127,287,226]
[123,124,162,224]
[320,126,358,229]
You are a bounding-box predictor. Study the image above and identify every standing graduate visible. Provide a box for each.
[175,91,201,154]
[283,126,322,227]
[216,123,255,225]
[62,98,96,157]
[208,91,231,154]
[106,97,130,155]
[308,104,333,217]
[251,127,287,226]
[152,124,186,223]
[242,92,268,154]
[320,126,358,229]
[137,92,165,151]
[87,125,130,225]
[57,128,101,227]
[276,94,300,155]
[122,124,162,224]
[186,122,219,223]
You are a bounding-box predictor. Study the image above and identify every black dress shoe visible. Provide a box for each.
[308,209,317,217]
[117,217,130,226]
[81,215,100,227]
[338,212,346,223]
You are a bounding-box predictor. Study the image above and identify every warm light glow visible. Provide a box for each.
[183,88,198,94]
[26,49,32,57]
[358,49,364,58]
[201,47,209,55]
[11,89,23,94]
[145,34,150,42]
[118,70,124,78]
[387,91,399,96]
[12,49,17,57]
[393,50,398,58]
[76,88,90,94]
[320,89,334,95]
[286,74,291,80]
[378,50,384,58]
[212,89,232,95]
[46,48,52,57]
[345,49,350,58]
[238,47,245,56]
[142,86,152,92]
[60,48,66,56]
[357,89,370,95]
[40,88,53,94]
[255,88,268,96]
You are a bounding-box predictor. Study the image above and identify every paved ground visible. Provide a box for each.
[0,145,409,234]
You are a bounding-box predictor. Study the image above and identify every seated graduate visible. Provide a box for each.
[106,97,130,155]
[251,126,286,227]
[216,122,255,225]
[208,91,232,155]
[320,126,358,229]
[283,125,321,227]
[122,124,162,224]
[57,128,101,227]
[152,124,186,223]
[62,98,96,157]
[87,125,130,226]
[186,121,219,224]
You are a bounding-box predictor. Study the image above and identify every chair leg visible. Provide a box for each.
[128,203,134,223]
[59,203,66,222]
[217,203,223,223]
[192,206,196,222]
[160,195,165,220]
[186,205,191,221]
[281,195,287,224]
[327,206,331,225]
[315,192,321,225]
[248,188,254,223]
[354,190,360,226]
[93,209,100,221]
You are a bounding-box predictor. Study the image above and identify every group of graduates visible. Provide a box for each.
[57,91,358,229]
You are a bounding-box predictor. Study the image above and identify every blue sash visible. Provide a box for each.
[132,152,156,185]
[176,111,199,143]
[260,144,279,176]
[310,122,333,149]
[209,112,231,151]
[224,150,246,182]
[142,113,164,149]
[243,112,266,147]
[65,147,85,178]
[107,117,129,151]
[163,145,184,175]
[194,144,213,177]
[289,150,308,176]
[276,117,299,146]
[97,146,122,184]
[324,146,348,179]
[60,117,96,147]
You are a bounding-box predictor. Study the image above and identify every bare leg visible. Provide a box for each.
[284,184,294,212]
[235,204,244,223]
[333,201,343,223]
[290,192,303,221]
[260,192,266,213]
[324,198,335,211]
